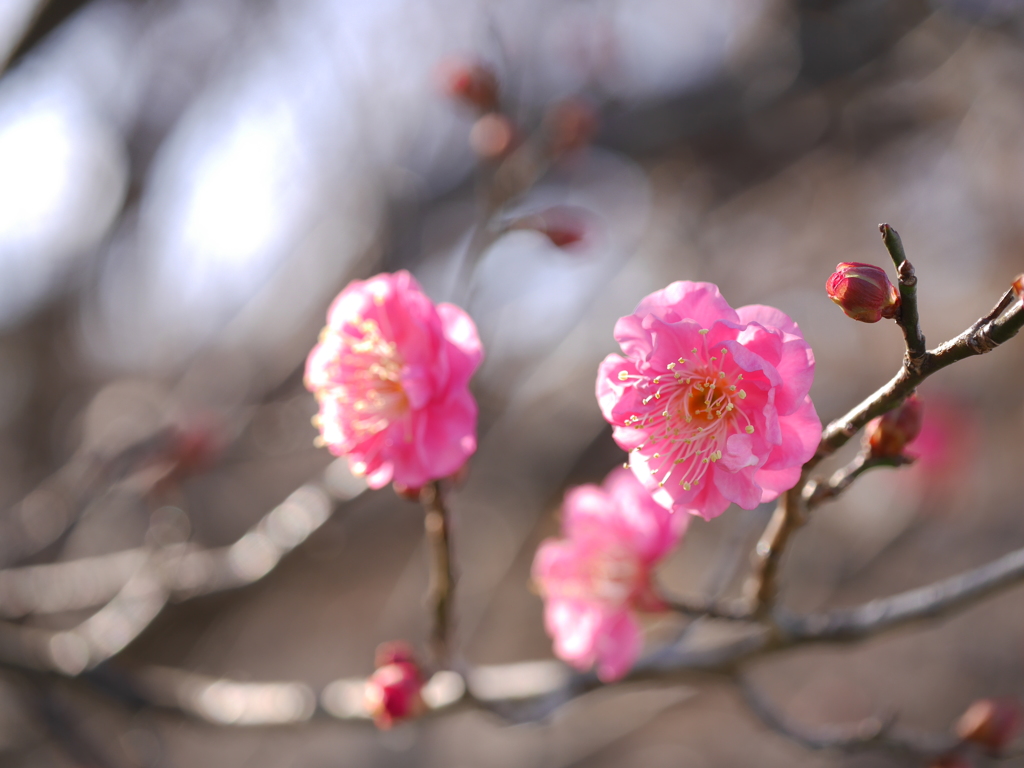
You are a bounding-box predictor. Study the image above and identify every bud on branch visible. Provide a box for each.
[826,262,901,323]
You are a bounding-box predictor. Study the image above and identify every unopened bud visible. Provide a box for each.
[508,205,591,249]
[437,59,498,112]
[865,395,922,458]
[956,698,1021,755]
[469,113,515,159]
[826,262,900,323]
[545,99,597,155]
[365,641,424,729]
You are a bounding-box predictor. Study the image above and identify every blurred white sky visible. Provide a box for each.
[0,0,773,375]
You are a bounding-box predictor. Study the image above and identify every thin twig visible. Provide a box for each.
[880,224,927,365]
[422,481,456,667]
[804,452,913,511]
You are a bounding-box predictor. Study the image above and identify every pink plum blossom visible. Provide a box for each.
[597,281,821,520]
[305,271,482,490]
[532,468,688,681]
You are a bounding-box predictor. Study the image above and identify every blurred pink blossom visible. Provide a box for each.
[532,468,688,681]
[597,281,820,520]
[305,271,482,489]
[906,395,979,500]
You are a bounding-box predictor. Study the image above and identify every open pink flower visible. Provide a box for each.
[305,271,482,489]
[532,468,687,681]
[597,281,821,520]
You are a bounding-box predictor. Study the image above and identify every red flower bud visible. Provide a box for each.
[865,394,923,458]
[437,59,498,112]
[956,698,1021,755]
[508,205,591,249]
[826,262,900,323]
[544,99,597,155]
[365,641,424,729]
[469,113,515,159]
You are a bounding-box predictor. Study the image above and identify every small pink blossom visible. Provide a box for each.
[532,468,687,681]
[305,271,482,489]
[597,281,821,520]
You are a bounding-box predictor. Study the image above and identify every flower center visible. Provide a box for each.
[588,545,642,605]
[327,318,409,440]
[620,342,755,491]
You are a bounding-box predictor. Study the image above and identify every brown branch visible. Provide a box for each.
[745,260,1024,614]
[812,288,1024,469]
[421,481,456,667]
[743,480,805,610]
[775,540,1024,644]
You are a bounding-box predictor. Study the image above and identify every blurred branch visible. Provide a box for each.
[662,595,752,621]
[20,532,1024,732]
[774,539,1024,644]
[738,676,954,758]
[0,466,363,678]
[35,683,126,768]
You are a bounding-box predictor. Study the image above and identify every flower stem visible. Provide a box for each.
[421,481,455,667]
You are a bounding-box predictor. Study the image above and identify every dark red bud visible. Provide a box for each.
[365,641,424,729]
[545,99,597,155]
[437,59,498,112]
[956,698,1021,755]
[826,262,900,323]
[469,113,515,159]
[508,205,591,249]
[865,394,923,458]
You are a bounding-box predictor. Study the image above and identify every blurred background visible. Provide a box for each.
[0,0,1023,765]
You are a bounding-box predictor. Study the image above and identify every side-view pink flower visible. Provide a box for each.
[597,281,821,520]
[532,468,687,681]
[305,271,483,490]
